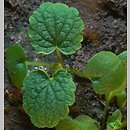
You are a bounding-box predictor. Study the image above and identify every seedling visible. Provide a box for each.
[5,2,127,130]
[107,109,127,130]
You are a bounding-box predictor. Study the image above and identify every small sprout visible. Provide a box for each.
[107,109,122,130]
[5,2,127,130]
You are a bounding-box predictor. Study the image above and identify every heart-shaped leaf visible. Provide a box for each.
[85,51,125,94]
[23,69,76,128]
[28,2,84,55]
[5,44,27,87]
[55,115,99,130]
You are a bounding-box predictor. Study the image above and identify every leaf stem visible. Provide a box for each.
[25,61,54,68]
[56,48,64,67]
[65,66,90,79]
[100,94,110,130]
[26,61,90,79]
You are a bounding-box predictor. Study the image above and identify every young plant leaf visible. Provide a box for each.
[55,115,99,130]
[28,2,84,55]
[107,109,122,130]
[116,91,127,111]
[107,74,126,102]
[85,51,125,94]
[5,44,27,87]
[107,51,127,101]
[22,69,76,128]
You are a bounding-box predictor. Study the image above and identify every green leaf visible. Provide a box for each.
[118,51,127,67]
[107,109,122,130]
[107,74,126,102]
[107,51,127,100]
[28,2,84,55]
[85,51,125,94]
[55,115,99,130]
[75,115,100,130]
[22,69,76,128]
[116,91,127,111]
[5,44,27,87]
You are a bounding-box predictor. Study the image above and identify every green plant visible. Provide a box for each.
[55,115,100,130]
[107,109,127,130]
[6,44,27,87]
[5,2,127,130]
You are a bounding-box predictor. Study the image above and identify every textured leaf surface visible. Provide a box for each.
[28,2,84,55]
[23,69,76,128]
[55,115,99,130]
[107,109,122,130]
[85,51,125,94]
[6,44,27,87]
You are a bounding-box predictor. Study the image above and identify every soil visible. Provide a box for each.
[4,0,127,130]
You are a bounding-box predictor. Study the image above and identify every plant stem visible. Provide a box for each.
[26,61,90,79]
[65,66,90,79]
[100,95,110,130]
[25,61,54,68]
[56,48,64,67]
